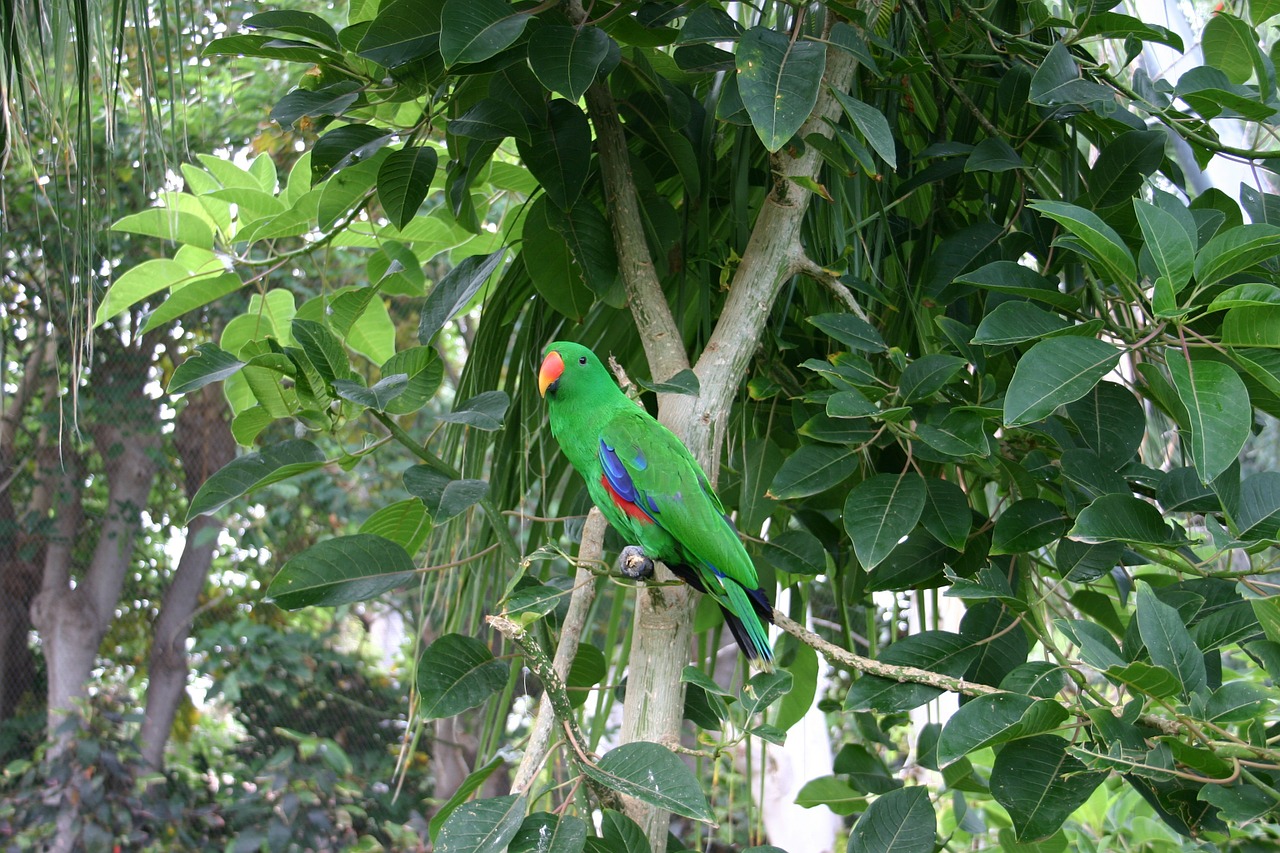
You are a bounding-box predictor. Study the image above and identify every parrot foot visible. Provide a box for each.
[619,546,654,580]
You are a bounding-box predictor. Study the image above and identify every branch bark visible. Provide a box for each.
[140,385,235,768]
[511,508,607,794]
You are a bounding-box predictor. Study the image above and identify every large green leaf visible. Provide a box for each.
[1238,472,1280,540]
[96,259,208,327]
[356,0,441,67]
[936,694,1069,767]
[898,355,966,402]
[735,26,826,152]
[1135,199,1195,294]
[449,98,532,143]
[111,208,215,249]
[769,445,859,500]
[1028,42,1115,107]
[417,633,510,719]
[292,319,350,385]
[829,91,897,170]
[1064,381,1145,469]
[583,743,714,823]
[509,813,587,853]
[1089,131,1165,208]
[187,439,326,520]
[1194,224,1280,288]
[972,302,1068,345]
[1068,494,1180,545]
[435,794,526,853]
[991,735,1104,841]
[419,249,506,343]
[919,477,971,551]
[1003,337,1122,427]
[1166,354,1251,484]
[382,346,445,415]
[168,343,246,395]
[429,757,507,843]
[379,146,438,230]
[1202,12,1262,85]
[1221,305,1280,347]
[334,374,410,411]
[522,198,596,321]
[359,498,432,554]
[844,472,926,570]
[439,0,530,66]
[516,100,591,212]
[1028,200,1136,286]
[243,10,340,50]
[991,499,1067,554]
[268,533,417,608]
[1137,582,1207,698]
[527,25,612,101]
[847,786,936,853]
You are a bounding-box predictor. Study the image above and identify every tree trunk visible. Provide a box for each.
[30,342,160,742]
[139,385,235,767]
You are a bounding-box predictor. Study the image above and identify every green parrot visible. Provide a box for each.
[538,341,774,668]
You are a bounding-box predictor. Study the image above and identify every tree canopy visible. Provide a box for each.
[7,0,1280,849]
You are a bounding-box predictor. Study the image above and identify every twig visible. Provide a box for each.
[488,608,622,811]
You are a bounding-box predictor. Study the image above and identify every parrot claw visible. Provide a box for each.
[619,546,654,580]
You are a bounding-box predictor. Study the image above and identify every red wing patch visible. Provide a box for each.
[601,474,655,524]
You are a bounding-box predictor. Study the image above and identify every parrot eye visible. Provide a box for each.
[578,356,587,365]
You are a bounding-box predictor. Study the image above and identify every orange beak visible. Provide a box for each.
[538,351,564,397]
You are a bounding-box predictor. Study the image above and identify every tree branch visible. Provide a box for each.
[511,508,607,794]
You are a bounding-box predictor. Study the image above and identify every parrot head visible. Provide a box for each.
[538,341,611,400]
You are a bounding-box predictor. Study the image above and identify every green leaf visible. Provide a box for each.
[1103,661,1183,698]
[527,25,612,101]
[844,631,979,713]
[1003,337,1122,427]
[736,26,827,153]
[1194,224,1280,288]
[1068,494,1179,545]
[808,312,888,352]
[597,810,649,853]
[956,261,1079,310]
[991,499,1067,555]
[357,0,441,67]
[359,498,432,554]
[334,374,410,411]
[1203,13,1261,85]
[1254,0,1280,24]
[1135,199,1195,294]
[97,258,220,328]
[435,794,526,853]
[990,735,1104,842]
[438,479,490,522]
[1166,353,1252,484]
[311,125,392,184]
[516,100,591,212]
[1222,305,1280,347]
[243,10,341,50]
[847,786,936,853]
[429,757,507,844]
[382,346,445,415]
[1065,381,1145,469]
[522,197,596,321]
[168,343,245,395]
[920,478,971,550]
[1238,472,1280,540]
[964,138,1024,173]
[141,271,244,333]
[794,776,865,815]
[1206,282,1280,312]
[1088,131,1165,208]
[1028,200,1136,286]
[583,743,714,823]
[203,34,335,64]
[417,633,510,719]
[1137,582,1207,698]
[566,644,606,709]
[292,319,349,385]
[1205,680,1273,722]
[111,208,215,249]
[379,146,439,230]
[898,355,966,402]
[419,249,506,344]
[317,153,383,231]
[844,472,926,570]
[775,644,819,732]
[1029,42,1115,106]
[936,694,1069,767]
[768,445,859,500]
[829,91,897,170]
[510,813,587,853]
[449,98,532,143]
[762,528,827,576]
[268,533,417,608]
[634,369,700,396]
[437,390,509,431]
[440,0,530,66]
[187,439,326,520]
[271,80,361,128]
[972,302,1069,345]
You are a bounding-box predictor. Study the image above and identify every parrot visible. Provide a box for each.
[537,341,774,668]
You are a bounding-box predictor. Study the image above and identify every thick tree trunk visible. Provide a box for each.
[139,385,235,768]
[30,343,160,742]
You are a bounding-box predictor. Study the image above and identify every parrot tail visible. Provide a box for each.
[669,562,775,669]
